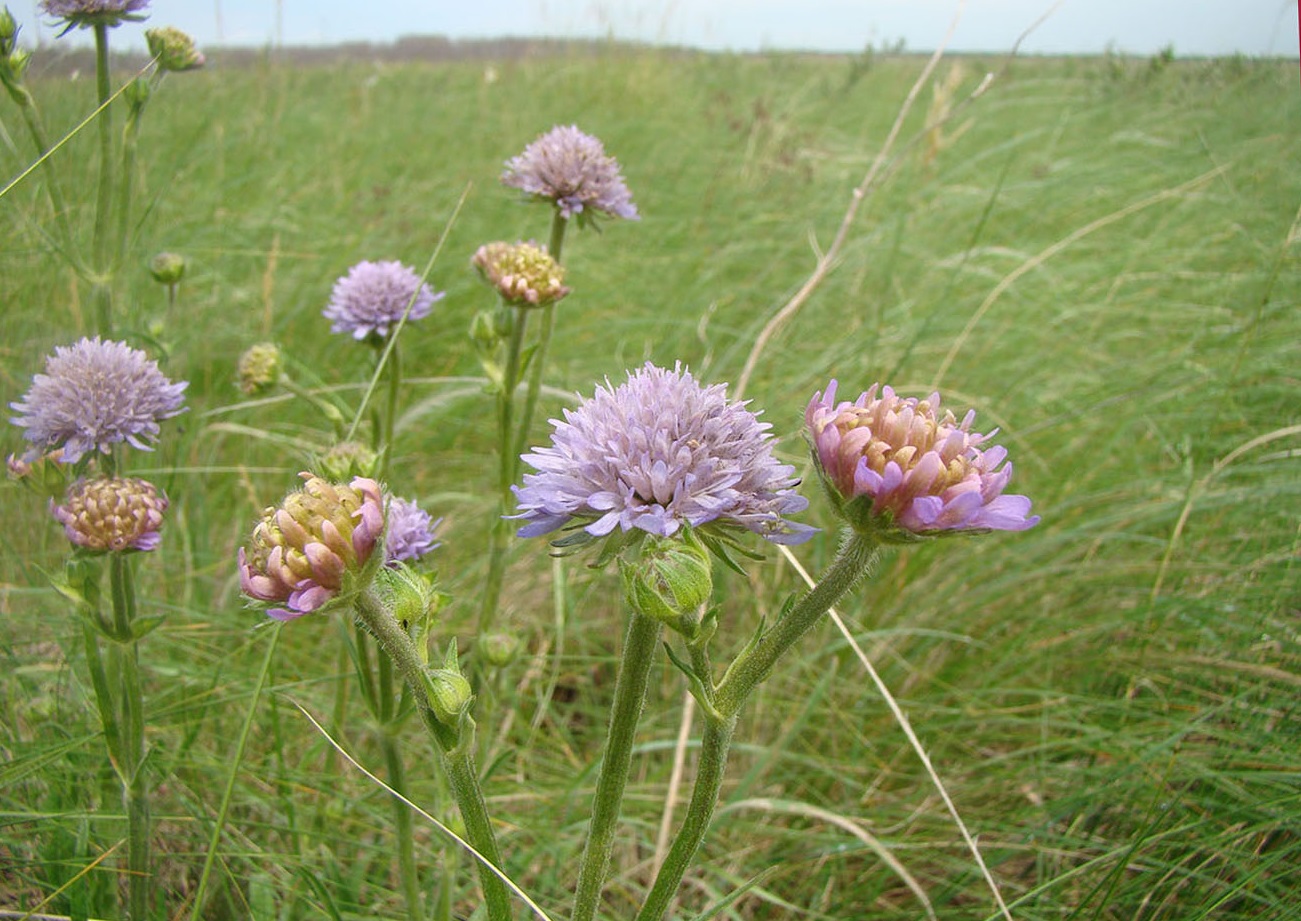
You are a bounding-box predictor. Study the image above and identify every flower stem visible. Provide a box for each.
[91,21,116,335]
[109,553,150,921]
[635,530,880,920]
[716,530,879,717]
[571,609,662,921]
[354,588,511,921]
[632,714,736,921]
[381,341,402,483]
[477,301,530,638]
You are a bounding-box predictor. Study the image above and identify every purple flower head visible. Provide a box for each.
[40,0,149,32]
[805,381,1039,539]
[52,476,168,553]
[384,495,441,566]
[238,472,385,621]
[502,125,639,224]
[9,336,188,464]
[513,362,814,549]
[323,260,443,342]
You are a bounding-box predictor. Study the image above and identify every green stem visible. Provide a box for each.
[91,21,115,335]
[109,554,150,921]
[548,210,568,265]
[380,342,402,483]
[115,81,147,276]
[715,530,879,717]
[477,304,530,638]
[382,731,424,921]
[632,715,736,921]
[354,588,511,921]
[636,530,880,920]
[571,610,662,921]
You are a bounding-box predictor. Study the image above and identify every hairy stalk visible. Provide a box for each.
[480,211,570,640]
[716,531,879,716]
[571,610,662,921]
[381,341,402,482]
[633,715,735,921]
[638,532,879,919]
[91,22,116,334]
[109,554,150,920]
[354,588,511,921]
[477,291,530,637]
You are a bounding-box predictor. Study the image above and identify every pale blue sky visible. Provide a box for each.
[21,0,1300,57]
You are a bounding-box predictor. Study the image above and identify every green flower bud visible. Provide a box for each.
[237,342,282,396]
[619,529,714,640]
[479,632,521,668]
[472,240,570,308]
[317,440,379,481]
[148,251,186,285]
[425,668,473,727]
[0,9,17,47]
[146,26,205,72]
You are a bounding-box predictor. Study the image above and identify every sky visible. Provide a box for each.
[19,0,1301,58]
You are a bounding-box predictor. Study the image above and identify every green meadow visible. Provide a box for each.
[2,39,1299,919]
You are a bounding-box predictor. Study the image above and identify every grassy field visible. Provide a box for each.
[1,36,1299,921]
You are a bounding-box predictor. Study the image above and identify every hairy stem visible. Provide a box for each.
[571,610,661,921]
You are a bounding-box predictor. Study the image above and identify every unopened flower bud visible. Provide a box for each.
[479,632,521,668]
[425,668,473,727]
[52,476,168,553]
[146,26,204,72]
[0,9,17,47]
[237,342,282,395]
[149,251,186,285]
[620,529,713,639]
[317,441,379,481]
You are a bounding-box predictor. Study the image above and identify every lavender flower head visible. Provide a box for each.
[9,336,188,463]
[806,381,1039,538]
[513,362,814,547]
[323,260,443,342]
[238,472,385,621]
[40,0,149,31]
[384,495,441,566]
[502,125,639,223]
[53,476,168,552]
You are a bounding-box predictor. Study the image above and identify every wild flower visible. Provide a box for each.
[513,362,814,547]
[52,476,168,552]
[145,26,203,71]
[472,240,570,308]
[805,381,1039,538]
[9,336,188,463]
[238,472,385,621]
[501,125,639,224]
[39,0,149,32]
[384,495,441,565]
[323,260,443,342]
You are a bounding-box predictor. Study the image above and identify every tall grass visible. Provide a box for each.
[2,42,1298,919]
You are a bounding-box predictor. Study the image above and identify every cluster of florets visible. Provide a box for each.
[502,125,639,224]
[513,362,814,547]
[53,476,169,552]
[805,381,1039,538]
[472,241,571,308]
[324,260,443,342]
[9,337,187,464]
[237,473,385,621]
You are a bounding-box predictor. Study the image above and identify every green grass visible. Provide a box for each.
[2,40,1299,920]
